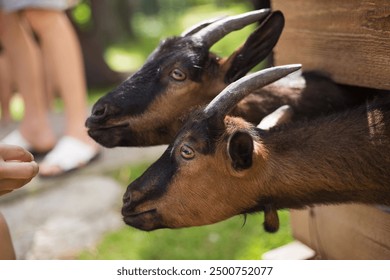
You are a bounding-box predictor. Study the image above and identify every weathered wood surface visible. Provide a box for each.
[272,0,390,90]
[290,204,390,259]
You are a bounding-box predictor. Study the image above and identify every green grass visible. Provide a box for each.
[77,163,293,260]
[78,211,292,260]
[78,212,292,260]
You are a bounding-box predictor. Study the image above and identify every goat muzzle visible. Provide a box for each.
[121,191,162,231]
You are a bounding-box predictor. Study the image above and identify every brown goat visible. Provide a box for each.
[86,10,374,147]
[121,65,390,232]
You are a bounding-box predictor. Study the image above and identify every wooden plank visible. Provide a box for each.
[272,0,390,90]
[290,204,390,259]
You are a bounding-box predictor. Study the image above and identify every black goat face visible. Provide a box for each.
[86,37,221,147]
[86,10,284,147]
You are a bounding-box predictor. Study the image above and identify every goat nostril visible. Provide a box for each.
[123,193,132,209]
[122,194,135,217]
[92,104,108,119]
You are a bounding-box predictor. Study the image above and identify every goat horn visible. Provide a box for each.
[193,9,271,48]
[204,64,302,119]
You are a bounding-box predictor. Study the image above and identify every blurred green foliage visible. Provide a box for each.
[100,1,253,72]
[71,1,92,30]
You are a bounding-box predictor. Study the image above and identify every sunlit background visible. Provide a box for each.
[3,0,293,259]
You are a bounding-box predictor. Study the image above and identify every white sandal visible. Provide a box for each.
[39,136,100,177]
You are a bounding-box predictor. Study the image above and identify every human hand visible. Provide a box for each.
[0,144,39,196]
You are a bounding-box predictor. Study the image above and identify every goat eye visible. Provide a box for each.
[180,145,195,160]
[170,69,186,81]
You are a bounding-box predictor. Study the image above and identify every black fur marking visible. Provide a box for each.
[122,147,178,214]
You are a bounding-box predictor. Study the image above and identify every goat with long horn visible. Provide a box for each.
[86,10,374,148]
[121,65,390,232]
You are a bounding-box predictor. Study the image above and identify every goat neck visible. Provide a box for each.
[255,100,390,209]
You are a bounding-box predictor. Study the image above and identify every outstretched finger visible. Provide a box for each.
[0,144,34,162]
[0,161,39,179]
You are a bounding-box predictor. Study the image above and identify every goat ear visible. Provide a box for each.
[228,131,254,171]
[223,11,285,84]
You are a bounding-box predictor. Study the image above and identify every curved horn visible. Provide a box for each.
[193,9,271,48]
[204,64,302,119]
[181,16,227,37]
